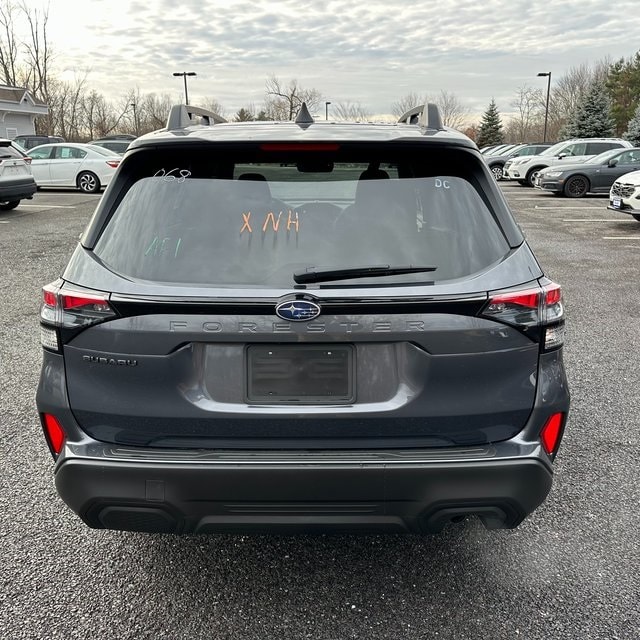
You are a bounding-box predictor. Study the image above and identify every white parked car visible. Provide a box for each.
[28,143,121,193]
[504,138,633,187]
[608,170,640,222]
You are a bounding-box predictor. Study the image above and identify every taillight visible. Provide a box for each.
[540,412,565,456]
[106,160,120,168]
[482,281,564,350]
[41,413,66,457]
[40,281,116,351]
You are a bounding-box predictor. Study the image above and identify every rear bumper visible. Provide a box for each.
[55,446,553,534]
[0,176,37,201]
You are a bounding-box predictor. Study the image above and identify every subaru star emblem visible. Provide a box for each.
[275,299,321,322]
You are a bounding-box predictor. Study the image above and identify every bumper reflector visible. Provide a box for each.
[42,414,66,456]
[540,413,564,456]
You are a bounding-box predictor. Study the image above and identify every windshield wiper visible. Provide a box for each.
[293,264,437,284]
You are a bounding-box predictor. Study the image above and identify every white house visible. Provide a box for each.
[0,85,49,139]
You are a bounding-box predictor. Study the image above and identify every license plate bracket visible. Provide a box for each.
[246,344,355,404]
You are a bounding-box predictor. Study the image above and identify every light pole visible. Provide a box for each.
[537,72,551,143]
[173,71,196,105]
[130,102,138,136]
[325,101,331,120]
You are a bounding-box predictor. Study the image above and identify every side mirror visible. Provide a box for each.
[608,158,619,167]
[557,153,567,159]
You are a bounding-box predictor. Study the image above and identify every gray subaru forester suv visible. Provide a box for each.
[36,103,569,534]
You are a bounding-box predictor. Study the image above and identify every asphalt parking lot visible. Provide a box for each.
[1,185,638,640]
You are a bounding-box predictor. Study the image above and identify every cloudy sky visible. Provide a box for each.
[27,0,640,119]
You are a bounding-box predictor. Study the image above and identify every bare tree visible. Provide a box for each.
[201,96,225,118]
[81,89,117,139]
[19,1,51,99]
[139,92,173,132]
[264,75,322,120]
[332,101,370,121]
[435,90,470,130]
[507,85,544,142]
[391,91,469,128]
[391,92,426,118]
[0,0,19,86]
[40,73,90,140]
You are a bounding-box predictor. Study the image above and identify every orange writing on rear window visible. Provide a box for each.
[240,210,299,234]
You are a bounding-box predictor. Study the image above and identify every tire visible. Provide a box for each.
[525,168,543,187]
[632,214,640,222]
[517,180,528,186]
[77,171,101,193]
[563,175,589,198]
[0,200,20,211]
[491,165,504,181]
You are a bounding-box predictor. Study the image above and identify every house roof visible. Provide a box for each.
[0,84,48,113]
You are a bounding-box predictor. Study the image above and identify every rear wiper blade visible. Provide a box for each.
[293,264,437,284]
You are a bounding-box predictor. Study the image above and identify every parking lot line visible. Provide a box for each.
[16,204,77,209]
[561,219,621,222]
[535,205,602,210]
[602,236,640,240]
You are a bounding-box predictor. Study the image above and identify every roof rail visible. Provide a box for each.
[397,103,444,130]
[166,104,227,130]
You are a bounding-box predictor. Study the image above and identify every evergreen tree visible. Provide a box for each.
[624,103,640,145]
[476,100,504,148]
[562,82,615,138]
[234,107,255,122]
[606,52,640,135]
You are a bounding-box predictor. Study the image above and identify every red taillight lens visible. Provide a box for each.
[489,289,540,309]
[483,287,542,326]
[42,413,66,456]
[540,413,565,456]
[43,288,57,307]
[106,160,120,168]
[61,292,113,312]
[40,282,116,351]
[482,281,565,349]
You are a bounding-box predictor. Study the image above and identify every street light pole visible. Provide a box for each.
[173,71,197,105]
[130,102,138,136]
[325,101,331,120]
[537,72,552,143]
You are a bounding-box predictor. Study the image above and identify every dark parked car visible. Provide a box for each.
[486,143,551,181]
[534,147,640,197]
[13,134,65,150]
[89,134,136,155]
[36,103,569,535]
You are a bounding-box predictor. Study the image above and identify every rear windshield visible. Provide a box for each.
[94,147,509,287]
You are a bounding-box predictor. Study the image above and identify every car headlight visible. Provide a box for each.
[544,171,563,178]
